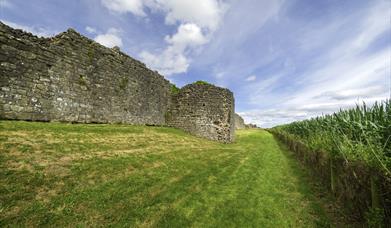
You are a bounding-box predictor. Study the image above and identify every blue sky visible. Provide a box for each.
[1,0,390,127]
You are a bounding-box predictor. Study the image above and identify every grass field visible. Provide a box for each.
[0,121,331,227]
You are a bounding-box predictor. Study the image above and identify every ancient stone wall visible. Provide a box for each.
[0,22,171,125]
[234,113,246,130]
[246,124,258,129]
[166,83,235,143]
[0,22,235,142]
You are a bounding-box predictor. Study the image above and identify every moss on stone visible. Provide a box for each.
[193,80,211,85]
[164,111,172,121]
[119,77,129,90]
[79,75,87,86]
[170,84,180,95]
[87,48,95,63]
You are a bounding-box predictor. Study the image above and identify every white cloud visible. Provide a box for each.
[86,26,97,34]
[246,73,284,105]
[315,85,388,101]
[238,0,390,127]
[192,0,284,75]
[101,0,146,16]
[350,1,389,50]
[245,75,256,82]
[150,0,227,31]
[240,95,388,128]
[246,46,390,128]
[1,20,57,37]
[165,23,208,49]
[141,1,227,76]
[256,51,389,128]
[101,0,226,30]
[141,23,207,75]
[285,47,390,108]
[239,109,310,128]
[140,47,189,75]
[100,0,227,76]
[215,71,226,79]
[94,28,123,48]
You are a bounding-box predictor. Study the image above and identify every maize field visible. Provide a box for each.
[273,100,391,175]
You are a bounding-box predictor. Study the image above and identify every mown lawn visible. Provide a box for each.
[0,121,330,227]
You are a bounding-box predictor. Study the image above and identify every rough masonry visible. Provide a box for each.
[167,83,235,142]
[234,113,246,130]
[0,23,171,125]
[0,22,235,142]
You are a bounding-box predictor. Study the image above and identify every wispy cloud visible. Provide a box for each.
[148,0,228,31]
[193,0,285,72]
[240,96,387,128]
[236,0,390,127]
[101,0,146,16]
[94,28,123,48]
[314,85,388,101]
[1,20,57,37]
[100,0,228,76]
[0,0,12,9]
[245,75,256,82]
[85,26,97,34]
[140,22,208,75]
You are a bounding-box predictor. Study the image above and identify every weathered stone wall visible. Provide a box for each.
[0,22,236,142]
[234,113,246,130]
[166,84,235,143]
[0,22,171,125]
[246,123,258,129]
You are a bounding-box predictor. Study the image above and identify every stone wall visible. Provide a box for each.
[0,22,235,142]
[0,22,171,125]
[234,113,246,130]
[166,83,235,143]
[246,123,258,128]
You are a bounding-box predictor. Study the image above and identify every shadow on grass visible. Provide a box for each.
[273,135,358,227]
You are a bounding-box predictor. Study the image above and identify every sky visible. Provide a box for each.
[1,0,390,127]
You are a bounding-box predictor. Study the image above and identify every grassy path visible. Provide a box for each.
[0,121,330,227]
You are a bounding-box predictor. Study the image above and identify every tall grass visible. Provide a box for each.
[273,100,391,174]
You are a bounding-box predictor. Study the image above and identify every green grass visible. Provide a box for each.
[0,121,331,227]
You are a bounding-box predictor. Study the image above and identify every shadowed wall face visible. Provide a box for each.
[0,23,171,125]
[234,113,245,130]
[166,84,235,143]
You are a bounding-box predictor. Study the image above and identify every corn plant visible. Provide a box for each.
[273,100,391,174]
